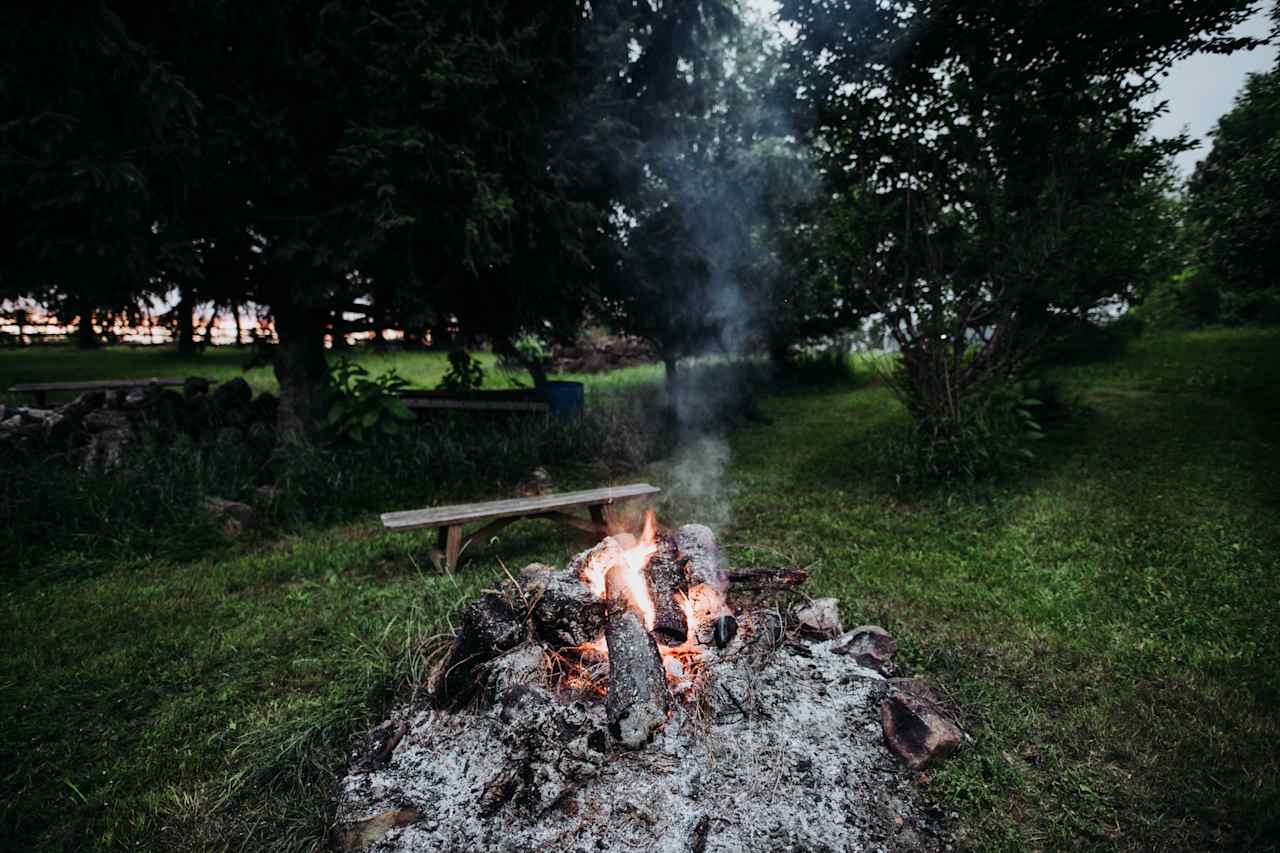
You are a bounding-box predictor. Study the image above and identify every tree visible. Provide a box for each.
[1188,64,1280,323]
[601,3,817,387]
[779,0,1259,462]
[0,2,198,349]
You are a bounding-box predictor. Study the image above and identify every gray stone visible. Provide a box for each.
[332,806,420,853]
[214,426,244,448]
[203,496,255,537]
[210,376,252,411]
[81,427,132,472]
[83,409,130,433]
[42,411,78,443]
[881,691,962,770]
[253,484,281,506]
[793,597,843,638]
[182,376,212,399]
[57,390,106,418]
[833,624,898,674]
[122,387,149,410]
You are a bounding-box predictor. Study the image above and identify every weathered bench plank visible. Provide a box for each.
[382,484,660,531]
[382,483,661,571]
[401,398,550,414]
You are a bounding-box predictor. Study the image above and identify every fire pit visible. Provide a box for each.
[332,515,958,852]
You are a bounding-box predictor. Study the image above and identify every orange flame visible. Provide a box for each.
[578,511,659,631]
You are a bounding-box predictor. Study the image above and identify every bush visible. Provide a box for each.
[324,359,415,444]
[436,350,486,392]
[1037,315,1137,366]
[1221,286,1280,326]
[1,384,672,583]
[882,375,1067,490]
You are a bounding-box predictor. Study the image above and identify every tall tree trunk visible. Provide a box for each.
[233,304,244,347]
[273,299,329,444]
[75,298,100,349]
[176,289,196,356]
[203,307,219,346]
[663,353,679,390]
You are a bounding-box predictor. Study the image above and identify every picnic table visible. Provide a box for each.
[8,377,203,407]
[381,483,661,571]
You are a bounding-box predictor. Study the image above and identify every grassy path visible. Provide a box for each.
[1,329,1277,851]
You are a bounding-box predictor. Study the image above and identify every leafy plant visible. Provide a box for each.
[325,359,415,444]
[436,350,486,392]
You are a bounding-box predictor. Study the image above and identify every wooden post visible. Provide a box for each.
[443,524,463,572]
[34,390,47,407]
[589,503,608,534]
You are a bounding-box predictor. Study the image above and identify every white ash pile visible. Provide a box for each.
[333,518,962,853]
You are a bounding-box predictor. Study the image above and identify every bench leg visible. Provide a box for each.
[442,524,463,573]
[589,504,608,535]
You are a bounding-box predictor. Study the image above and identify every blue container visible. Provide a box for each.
[541,380,585,418]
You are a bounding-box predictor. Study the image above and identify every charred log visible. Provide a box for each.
[530,568,607,648]
[604,610,670,748]
[432,594,527,709]
[712,614,738,649]
[676,524,726,591]
[645,528,690,645]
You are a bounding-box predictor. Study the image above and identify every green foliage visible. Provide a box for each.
[3,329,1280,851]
[1134,271,1203,331]
[435,350,486,393]
[1189,67,1280,319]
[324,359,415,444]
[780,0,1255,468]
[881,372,1070,489]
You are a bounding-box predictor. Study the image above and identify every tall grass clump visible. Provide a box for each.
[2,385,673,585]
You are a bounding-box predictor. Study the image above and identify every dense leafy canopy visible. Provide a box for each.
[0,0,1270,439]
[778,0,1259,439]
[1189,60,1280,322]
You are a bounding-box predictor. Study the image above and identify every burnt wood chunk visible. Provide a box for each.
[433,594,526,708]
[645,528,690,645]
[604,611,669,748]
[531,568,607,648]
[676,523,725,590]
[712,614,738,649]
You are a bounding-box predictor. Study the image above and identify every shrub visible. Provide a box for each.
[436,350,486,392]
[882,375,1066,490]
[324,359,415,444]
[2,383,673,583]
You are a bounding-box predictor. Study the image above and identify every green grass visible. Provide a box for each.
[2,328,1278,852]
[0,343,668,407]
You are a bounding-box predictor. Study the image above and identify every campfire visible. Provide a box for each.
[333,515,960,853]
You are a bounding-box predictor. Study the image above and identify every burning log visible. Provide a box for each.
[725,568,809,591]
[604,610,669,748]
[529,567,608,648]
[644,528,691,645]
[676,524,726,591]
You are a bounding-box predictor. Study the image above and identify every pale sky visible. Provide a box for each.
[748,0,1277,182]
[1148,6,1277,178]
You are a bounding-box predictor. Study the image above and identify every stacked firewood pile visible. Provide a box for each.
[332,519,965,853]
[547,332,655,374]
[0,377,277,471]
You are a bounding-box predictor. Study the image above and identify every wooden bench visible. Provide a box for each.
[381,483,661,571]
[401,397,550,415]
[9,377,196,407]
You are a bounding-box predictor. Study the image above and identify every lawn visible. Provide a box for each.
[0,343,668,406]
[1,328,1278,852]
